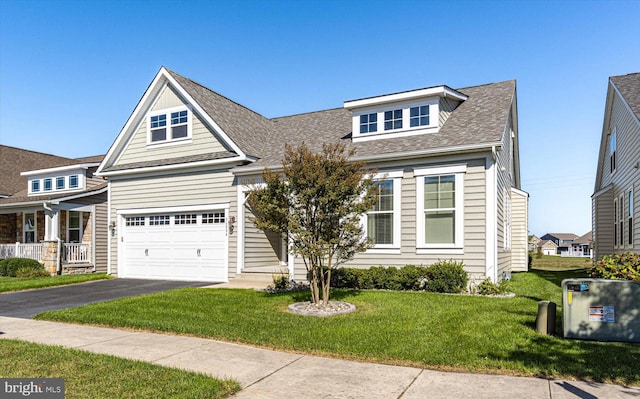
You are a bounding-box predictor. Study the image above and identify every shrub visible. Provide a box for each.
[591,252,640,283]
[0,258,47,277]
[424,259,468,293]
[474,278,504,296]
[331,265,431,291]
[271,270,291,290]
[15,266,51,278]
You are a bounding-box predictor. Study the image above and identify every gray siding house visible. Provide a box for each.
[97,67,528,283]
[593,72,640,260]
[0,146,108,274]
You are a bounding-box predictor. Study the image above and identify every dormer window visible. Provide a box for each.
[56,177,65,190]
[44,178,52,191]
[384,109,403,131]
[31,180,40,193]
[69,175,79,189]
[344,85,467,143]
[148,106,191,144]
[360,113,377,133]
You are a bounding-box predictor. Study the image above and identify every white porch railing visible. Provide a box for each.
[0,243,44,262]
[63,243,91,264]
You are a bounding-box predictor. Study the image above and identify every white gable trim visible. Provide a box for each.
[97,67,248,176]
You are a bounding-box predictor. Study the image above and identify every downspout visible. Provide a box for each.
[43,202,62,274]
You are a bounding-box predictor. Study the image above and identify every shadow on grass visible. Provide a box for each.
[264,288,363,303]
[486,331,640,385]
[530,268,590,287]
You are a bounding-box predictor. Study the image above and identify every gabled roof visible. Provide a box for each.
[573,231,593,245]
[543,233,579,241]
[594,72,640,192]
[99,67,517,176]
[610,73,640,121]
[537,240,557,248]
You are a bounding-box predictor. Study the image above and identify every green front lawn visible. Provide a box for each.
[0,339,240,398]
[0,273,112,293]
[36,266,640,386]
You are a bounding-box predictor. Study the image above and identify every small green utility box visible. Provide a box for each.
[562,278,640,343]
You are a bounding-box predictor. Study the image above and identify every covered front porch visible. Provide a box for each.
[0,206,95,274]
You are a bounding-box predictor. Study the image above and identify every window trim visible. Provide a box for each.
[628,188,634,247]
[610,128,617,174]
[364,171,402,250]
[67,211,83,243]
[415,164,466,251]
[147,105,192,146]
[614,197,619,248]
[351,98,439,142]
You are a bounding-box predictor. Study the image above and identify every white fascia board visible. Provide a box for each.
[344,86,467,110]
[592,183,613,198]
[510,186,529,198]
[117,203,229,215]
[21,163,101,177]
[98,156,244,177]
[232,142,501,176]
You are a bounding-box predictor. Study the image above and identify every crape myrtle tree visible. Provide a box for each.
[247,142,378,305]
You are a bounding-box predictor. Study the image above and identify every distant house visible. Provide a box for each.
[528,234,540,251]
[537,240,558,256]
[540,233,578,254]
[567,231,593,258]
[0,145,108,274]
[592,72,640,260]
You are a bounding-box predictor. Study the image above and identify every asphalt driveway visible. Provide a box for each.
[0,278,212,318]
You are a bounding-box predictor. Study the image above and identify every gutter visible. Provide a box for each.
[232,141,503,176]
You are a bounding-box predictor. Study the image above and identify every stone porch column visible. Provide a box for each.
[41,240,59,275]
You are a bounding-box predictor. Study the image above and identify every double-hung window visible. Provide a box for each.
[365,172,402,249]
[610,128,617,173]
[68,211,82,243]
[416,165,465,251]
[614,198,619,247]
[629,189,634,246]
[149,107,191,144]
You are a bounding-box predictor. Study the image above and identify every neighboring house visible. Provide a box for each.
[96,67,528,283]
[566,231,593,258]
[540,233,578,254]
[537,240,558,256]
[593,72,640,260]
[0,145,108,274]
[528,234,540,252]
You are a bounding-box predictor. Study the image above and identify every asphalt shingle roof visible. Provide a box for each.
[610,73,640,120]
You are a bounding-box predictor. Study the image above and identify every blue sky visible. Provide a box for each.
[1,0,639,236]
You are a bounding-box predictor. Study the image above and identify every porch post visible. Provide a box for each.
[43,207,60,242]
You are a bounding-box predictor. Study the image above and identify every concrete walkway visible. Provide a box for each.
[1,316,638,398]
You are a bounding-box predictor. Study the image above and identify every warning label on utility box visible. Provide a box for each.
[589,305,615,322]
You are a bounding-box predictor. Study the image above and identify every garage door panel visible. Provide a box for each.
[122,211,228,282]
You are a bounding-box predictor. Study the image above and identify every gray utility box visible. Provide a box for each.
[562,278,640,343]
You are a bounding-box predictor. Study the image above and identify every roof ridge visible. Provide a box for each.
[456,79,516,91]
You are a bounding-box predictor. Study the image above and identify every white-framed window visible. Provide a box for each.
[364,172,402,249]
[610,128,617,173]
[629,188,634,246]
[619,194,625,247]
[69,175,79,189]
[56,177,65,190]
[410,105,430,127]
[203,212,225,224]
[384,109,403,131]
[148,106,191,144]
[175,214,197,225]
[415,165,465,251]
[31,180,40,193]
[149,215,170,226]
[614,197,619,248]
[44,178,52,191]
[125,216,145,227]
[359,113,377,134]
[24,212,36,243]
[68,211,82,243]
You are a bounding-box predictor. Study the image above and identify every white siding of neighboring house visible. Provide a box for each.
[115,85,229,166]
[284,155,489,281]
[511,187,528,272]
[108,168,238,277]
[595,87,640,259]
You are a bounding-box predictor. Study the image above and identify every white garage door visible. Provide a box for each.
[122,211,227,282]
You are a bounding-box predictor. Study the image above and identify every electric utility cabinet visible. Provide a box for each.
[562,278,640,343]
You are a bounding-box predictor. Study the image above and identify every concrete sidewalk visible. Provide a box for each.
[0,317,637,399]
